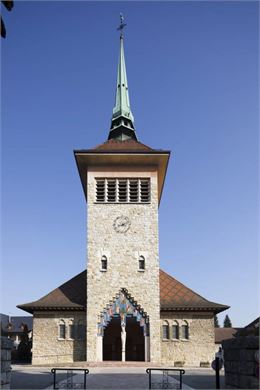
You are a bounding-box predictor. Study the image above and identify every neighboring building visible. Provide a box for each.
[214,327,239,353]
[0,313,32,349]
[18,20,228,366]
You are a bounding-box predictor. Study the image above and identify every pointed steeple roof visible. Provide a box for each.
[108,15,137,141]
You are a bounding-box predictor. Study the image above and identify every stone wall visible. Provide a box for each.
[87,167,161,362]
[160,312,216,367]
[1,336,13,389]
[32,311,86,365]
[223,336,259,389]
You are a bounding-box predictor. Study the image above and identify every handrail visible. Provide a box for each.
[51,368,89,389]
[146,368,185,389]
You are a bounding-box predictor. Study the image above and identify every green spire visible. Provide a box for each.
[108,15,137,141]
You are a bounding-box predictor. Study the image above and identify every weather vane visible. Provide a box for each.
[117,13,127,38]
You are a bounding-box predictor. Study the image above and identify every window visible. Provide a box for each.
[95,178,150,203]
[162,321,170,340]
[101,255,107,271]
[172,321,179,339]
[139,256,145,270]
[69,321,75,339]
[181,322,189,340]
[59,320,65,339]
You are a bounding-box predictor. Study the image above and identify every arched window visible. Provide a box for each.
[101,256,107,271]
[172,321,179,339]
[68,320,75,339]
[139,256,145,270]
[181,321,189,340]
[162,320,170,340]
[59,320,65,339]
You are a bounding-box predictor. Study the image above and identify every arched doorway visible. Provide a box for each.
[126,316,145,361]
[97,289,149,362]
[103,316,121,361]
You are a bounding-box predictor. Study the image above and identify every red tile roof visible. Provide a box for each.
[75,139,169,154]
[17,269,229,314]
[159,269,228,312]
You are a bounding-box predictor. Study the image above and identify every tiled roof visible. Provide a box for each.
[214,328,239,343]
[18,269,228,314]
[17,271,86,314]
[159,269,228,312]
[79,139,164,153]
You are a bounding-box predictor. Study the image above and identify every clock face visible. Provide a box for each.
[113,216,131,233]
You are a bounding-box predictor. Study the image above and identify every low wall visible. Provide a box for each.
[223,336,259,389]
[1,336,13,389]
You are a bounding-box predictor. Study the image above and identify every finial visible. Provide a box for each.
[117,13,127,38]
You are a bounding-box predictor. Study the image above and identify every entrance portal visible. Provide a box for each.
[103,317,122,361]
[126,316,145,361]
[98,289,149,362]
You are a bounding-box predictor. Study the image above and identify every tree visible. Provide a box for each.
[223,314,232,328]
[214,314,220,328]
[1,1,14,38]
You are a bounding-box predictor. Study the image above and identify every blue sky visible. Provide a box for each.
[1,1,259,327]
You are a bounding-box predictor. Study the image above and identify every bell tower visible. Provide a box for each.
[74,15,170,363]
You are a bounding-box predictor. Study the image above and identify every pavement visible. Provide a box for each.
[10,364,225,389]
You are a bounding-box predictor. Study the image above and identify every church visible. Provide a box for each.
[18,19,228,367]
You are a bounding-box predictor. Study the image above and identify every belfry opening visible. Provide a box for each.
[98,289,149,362]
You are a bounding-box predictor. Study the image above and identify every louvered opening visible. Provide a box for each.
[95,178,150,203]
[129,180,138,202]
[140,179,150,203]
[118,180,127,202]
[96,180,105,202]
[107,180,116,202]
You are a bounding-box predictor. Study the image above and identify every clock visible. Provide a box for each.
[113,216,131,233]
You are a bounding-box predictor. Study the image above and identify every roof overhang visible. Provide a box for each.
[160,305,230,314]
[74,150,171,205]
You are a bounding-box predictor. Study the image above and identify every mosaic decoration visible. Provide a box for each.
[97,288,149,337]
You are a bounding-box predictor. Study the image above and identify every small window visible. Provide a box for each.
[172,322,179,339]
[181,322,189,340]
[101,256,107,271]
[139,256,145,270]
[162,321,170,340]
[69,321,75,339]
[59,321,65,339]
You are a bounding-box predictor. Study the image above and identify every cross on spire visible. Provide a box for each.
[117,13,127,38]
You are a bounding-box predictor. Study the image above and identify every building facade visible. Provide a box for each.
[18,22,228,366]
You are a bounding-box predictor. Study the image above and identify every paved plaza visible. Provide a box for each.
[10,364,225,389]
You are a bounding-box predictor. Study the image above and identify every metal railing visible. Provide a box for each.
[51,368,89,389]
[146,368,185,389]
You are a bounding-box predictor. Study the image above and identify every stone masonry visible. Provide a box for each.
[32,312,86,365]
[160,313,216,367]
[223,335,259,389]
[86,168,161,362]
[1,336,13,389]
